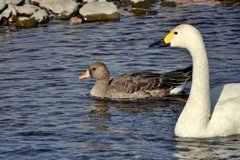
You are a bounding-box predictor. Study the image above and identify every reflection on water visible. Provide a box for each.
[175,136,240,159]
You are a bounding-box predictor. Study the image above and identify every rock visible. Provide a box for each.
[30,9,48,23]
[160,1,177,7]
[7,3,17,16]
[5,0,24,5]
[0,0,7,12]
[129,8,157,15]
[25,0,30,4]
[55,11,72,20]
[15,16,37,28]
[215,0,236,6]
[15,4,41,16]
[39,0,79,14]
[130,0,159,8]
[120,0,132,7]
[70,16,82,24]
[82,0,98,3]
[1,8,12,19]
[37,0,80,20]
[31,0,41,5]
[79,1,120,22]
[52,0,79,14]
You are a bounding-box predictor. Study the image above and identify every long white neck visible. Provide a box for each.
[175,43,211,137]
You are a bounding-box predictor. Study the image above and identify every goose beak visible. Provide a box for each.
[148,39,170,48]
[78,70,91,80]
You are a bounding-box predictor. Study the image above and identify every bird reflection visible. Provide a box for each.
[89,99,111,121]
[88,93,188,132]
[174,136,240,159]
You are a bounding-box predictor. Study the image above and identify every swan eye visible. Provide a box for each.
[174,32,178,35]
[92,67,96,70]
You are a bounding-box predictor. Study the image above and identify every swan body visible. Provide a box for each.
[78,62,192,100]
[149,24,240,137]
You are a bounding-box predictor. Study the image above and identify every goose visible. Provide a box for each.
[149,24,240,137]
[78,62,192,100]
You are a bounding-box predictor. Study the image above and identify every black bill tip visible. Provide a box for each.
[148,39,170,48]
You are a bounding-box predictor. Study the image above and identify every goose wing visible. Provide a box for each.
[109,66,192,97]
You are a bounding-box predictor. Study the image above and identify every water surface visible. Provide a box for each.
[1,4,240,160]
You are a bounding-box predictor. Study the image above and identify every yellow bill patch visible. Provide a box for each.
[164,32,174,44]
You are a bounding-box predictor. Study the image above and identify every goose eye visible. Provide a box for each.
[92,68,96,70]
[174,32,178,35]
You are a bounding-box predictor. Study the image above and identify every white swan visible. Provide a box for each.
[149,24,240,138]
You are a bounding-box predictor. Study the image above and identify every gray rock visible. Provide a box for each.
[7,3,17,16]
[39,0,79,14]
[1,8,12,18]
[55,11,72,20]
[24,0,30,4]
[130,0,159,8]
[0,0,7,12]
[5,0,24,5]
[79,1,120,22]
[31,0,41,5]
[30,9,48,23]
[15,4,41,16]
[15,16,37,28]
[52,0,79,14]
[82,0,98,2]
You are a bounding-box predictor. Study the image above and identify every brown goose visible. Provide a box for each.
[78,62,192,99]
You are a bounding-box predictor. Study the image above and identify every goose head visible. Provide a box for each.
[79,62,110,80]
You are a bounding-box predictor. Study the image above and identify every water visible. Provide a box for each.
[1,4,240,160]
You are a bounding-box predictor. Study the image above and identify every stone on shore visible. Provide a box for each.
[5,0,24,5]
[38,0,79,18]
[79,1,120,22]
[7,3,17,16]
[15,16,37,28]
[15,4,41,17]
[129,8,157,16]
[0,0,7,12]
[1,8,12,19]
[30,9,48,23]
[130,0,159,8]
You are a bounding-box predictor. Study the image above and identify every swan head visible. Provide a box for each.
[149,24,204,52]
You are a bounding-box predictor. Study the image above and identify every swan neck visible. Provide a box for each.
[175,45,211,137]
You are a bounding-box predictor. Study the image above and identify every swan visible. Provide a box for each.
[78,62,192,100]
[149,24,240,137]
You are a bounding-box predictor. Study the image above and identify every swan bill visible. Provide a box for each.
[149,39,170,48]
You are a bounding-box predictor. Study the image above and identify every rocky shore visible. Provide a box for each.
[0,0,239,29]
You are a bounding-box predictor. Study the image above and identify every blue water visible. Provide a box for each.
[1,4,240,159]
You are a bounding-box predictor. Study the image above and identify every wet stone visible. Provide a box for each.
[160,1,177,7]
[79,1,120,22]
[131,0,159,8]
[15,4,41,17]
[129,8,157,16]
[5,0,24,5]
[15,17,37,28]
[30,9,48,23]
[0,0,7,12]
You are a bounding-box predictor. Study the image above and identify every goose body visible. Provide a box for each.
[79,62,192,100]
[149,24,240,137]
